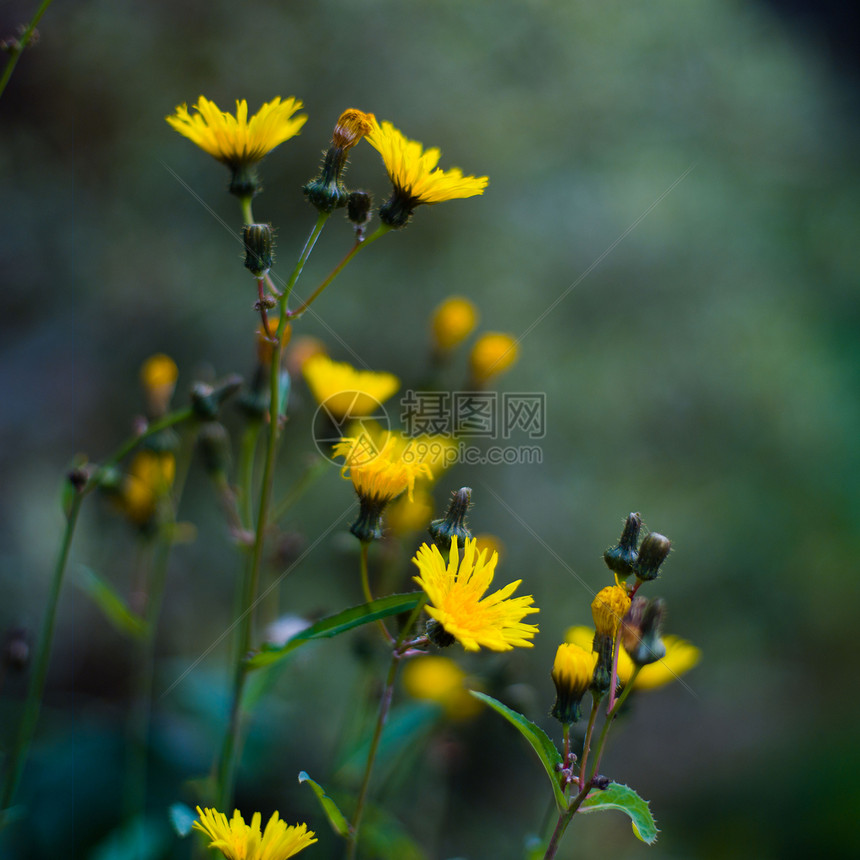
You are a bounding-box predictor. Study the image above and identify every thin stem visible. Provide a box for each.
[240,196,255,226]
[0,0,55,100]
[577,696,601,792]
[347,652,400,860]
[1,487,82,810]
[281,213,330,309]
[360,542,394,645]
[288,224,389,320]
[237,423,261,531]
[589,666,641,782]
[543,779,595,860]
[607,627,623,713]
[562,723,571,769]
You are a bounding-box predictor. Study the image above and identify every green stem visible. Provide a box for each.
[360,542,394,644]
[347,652,400,860]
[588,666,641,782]
[543,779,594,860]
[577,695,601,793]
[240,196,255,226]
[281,213,330,309]
[237,422,261,531]
[289,224,389,320]
[0,0,55,101]
[1,487,82,810]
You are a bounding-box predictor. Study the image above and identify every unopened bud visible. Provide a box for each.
[347,190,373,225]
[190,374,243,420]
[426,618,456,649]
[634,533,671,581]
[603,512,642,579]
[428,487,472,552]
[197,422,231,478]
[621,596,667,666]
[243,223,274,276]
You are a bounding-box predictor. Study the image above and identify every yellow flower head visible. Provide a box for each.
[402,655,482,720]
[551,642,597,724]
[412,536,539,652]
[120,450,175,525]
[303,354,399,420]
[140,353,178,417]
[591,585,631,640]
[332,108,375,151]
[565,625,701,691]
[365,119,488,227]
[469,332,519,385]
[431,296,479,352]
[166,96,306,170]
[193,806,316,860]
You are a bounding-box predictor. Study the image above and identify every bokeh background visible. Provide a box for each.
[2,0,859,857]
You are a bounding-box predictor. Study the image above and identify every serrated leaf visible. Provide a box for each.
[246,593,422,670]
[298,771,351,838]
[168,802,197,838]
[579,782,659,844]
[469,691,566,811]
[76,565,146,639]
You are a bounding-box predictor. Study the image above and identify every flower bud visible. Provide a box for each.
[591,585,631,640]
[243,223,274,277]
[431,297,479,353]
[197,422,231,479]
[634,533,671,581]
[140,354,178,418]
[190,375,243,421]
[468,333,518,386]
[603,512,642,579]
[428,487,472,552]
[426,618,456,649]
[347,190,373,225]
[550,643,594,724]
[621,597,667,666]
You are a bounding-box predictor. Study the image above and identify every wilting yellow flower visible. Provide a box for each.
[413,536,539,652]
[166,96,306,169]
[193,806,316,860]
[468,333,519,384]
[402,655,482,720]
[565,626,701,691]
[120,450,175,524]
[303,354,399,420]
[365,119,488,227]
[551,642,597,724]
[431,296,479,352]
[591,585,631,639]
[140,353,178,417]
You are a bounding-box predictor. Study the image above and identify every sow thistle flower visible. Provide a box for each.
[551,642,597,725]
[365,118,488,227]
[302,354,399,420]
[412,536,539,651]
[334,431,433,541]
[193,806,316,860]
[166,96,306,197]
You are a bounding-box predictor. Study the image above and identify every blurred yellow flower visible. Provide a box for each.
[303,354,399,420]
[366,119,488,227]
[431,296,479,352]
[120,450,175,524]
[565,625,701,690]
[474,533,505,561]
[193,806,316,860]
[385,485,434,536]
[140,353,178,417]
[166,96,306,169]
[402,655,482,720]
[412,536,539,652]
[468,333,519,385]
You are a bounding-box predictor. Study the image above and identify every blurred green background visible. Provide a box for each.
[2,0,859,857]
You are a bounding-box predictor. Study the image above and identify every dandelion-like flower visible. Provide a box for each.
[412,536,539,651]
[551,642,597,724]
[193,806,316,860]
[365,119,488,227]
[166,96,306,196]
[303,354,399,420]
[334,431,433,541]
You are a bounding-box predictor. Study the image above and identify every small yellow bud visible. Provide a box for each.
[140,354,178,417]
[591,584,631,640]
[468,332,519,385]
[431,296,479,352]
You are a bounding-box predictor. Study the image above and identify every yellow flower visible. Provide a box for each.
[385,486,435,536]
[565,626,701,691]
[431,296,479,352]
[193,806,316,860]
[120,450,175,524]
[365,118,488,227]
[591,585,631,640]
[412,536,539,652]
[468,333,519,385]
[551,642,597,724]
[303,354,399,420]
[166,96,306,169]
[402,655,482,720]
[140,353,178,417]
[474,533,505,561]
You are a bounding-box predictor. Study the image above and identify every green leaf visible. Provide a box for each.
[298,771,351,838]
[76,565,146,639]
[245,593,423,670]
[469,691,566,811]
[168,802,197,838]
[580,782,659,844]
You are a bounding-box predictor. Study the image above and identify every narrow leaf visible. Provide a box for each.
[168,802,197,837]
[246,593,422,670]
[580,782,659,844]
[469,691,566,811]
[298,771,350,838]
[77,565,146,639]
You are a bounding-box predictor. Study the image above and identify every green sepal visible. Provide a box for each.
[76,565,146,639]
[245,593,422,670]
[298,771,351,838]
[579,782,659,844]
[469,691,567,811]
[167,802,197,838]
